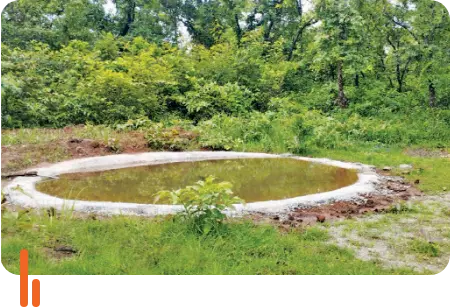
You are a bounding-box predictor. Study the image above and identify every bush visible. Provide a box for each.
[196,115,242,150]
[183,81,254,121]
[145,122,198,151]
[115,117,153,131]
[156,176,243,235]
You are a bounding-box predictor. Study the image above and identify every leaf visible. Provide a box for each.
[202,224,211,235]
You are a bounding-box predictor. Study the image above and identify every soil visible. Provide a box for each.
[259,175,424,228]
[1,133,148,175]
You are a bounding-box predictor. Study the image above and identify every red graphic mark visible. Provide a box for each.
[20,249,40,307]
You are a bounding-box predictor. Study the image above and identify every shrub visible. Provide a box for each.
[115,117,153,131]
[145,122,198,151]
[156,176,243,235]
[196,115,242,151]
[183,81,254,121]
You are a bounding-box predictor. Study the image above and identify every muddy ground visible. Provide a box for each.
[249,175,424,227]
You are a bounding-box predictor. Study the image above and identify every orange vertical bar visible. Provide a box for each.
[20,249,28,307]
[32,279,40,307]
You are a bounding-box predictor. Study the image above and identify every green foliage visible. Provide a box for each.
[196,115,242,150]
[156,176,243,235]
[183,80,254,121]
[1,0,449,154]
[115,117,153,131]
[145,121,197,151]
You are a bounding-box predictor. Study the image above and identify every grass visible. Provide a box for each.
[1,125,131,147]
[314,147,450,193]
[1,207,415,275]
[409,239,441,258]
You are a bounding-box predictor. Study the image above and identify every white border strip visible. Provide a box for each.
[4,152,380,216]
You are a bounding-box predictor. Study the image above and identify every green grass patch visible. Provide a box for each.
[314,147,450,193]
[408,239,441,258]
[1,208,415,275]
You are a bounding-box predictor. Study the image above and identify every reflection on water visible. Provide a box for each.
[36,158,358,204]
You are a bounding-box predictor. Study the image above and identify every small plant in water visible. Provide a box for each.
[156,176,243,235]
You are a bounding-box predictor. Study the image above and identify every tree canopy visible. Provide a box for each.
[1,0,450,128]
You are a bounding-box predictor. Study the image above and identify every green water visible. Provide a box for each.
[36,158,358,204]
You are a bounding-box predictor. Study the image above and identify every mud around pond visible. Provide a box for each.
[258,175,424,227]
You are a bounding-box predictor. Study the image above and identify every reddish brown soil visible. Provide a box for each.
[260,177,424,229]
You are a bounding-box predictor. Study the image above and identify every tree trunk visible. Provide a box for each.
[336,61,348,108]
[429,81,436,107]
[264,19,274,41]
[234,13,242,46]
[396,62,402,92]
[287,28,303,61]
[354,73,359,87]
[120,1,136,36]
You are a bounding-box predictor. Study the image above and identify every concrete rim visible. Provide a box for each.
[4,151,380,216]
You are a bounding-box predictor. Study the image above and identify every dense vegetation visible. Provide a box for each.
[2,0,450,152]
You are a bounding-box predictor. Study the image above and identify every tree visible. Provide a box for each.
[313,0,367,108]
[410,0,450,107]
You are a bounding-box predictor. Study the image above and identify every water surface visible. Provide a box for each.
[36,158,358,204]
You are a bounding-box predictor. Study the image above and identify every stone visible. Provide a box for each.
[382,166,392,171]
[399,164,413,170]
[316,215,326,223]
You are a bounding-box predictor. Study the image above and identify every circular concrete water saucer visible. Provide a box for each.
[4,152,380,216]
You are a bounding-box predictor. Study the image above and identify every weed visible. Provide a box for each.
[387,202,417,214]
[156,176,243,235]
[409,239,441,258]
